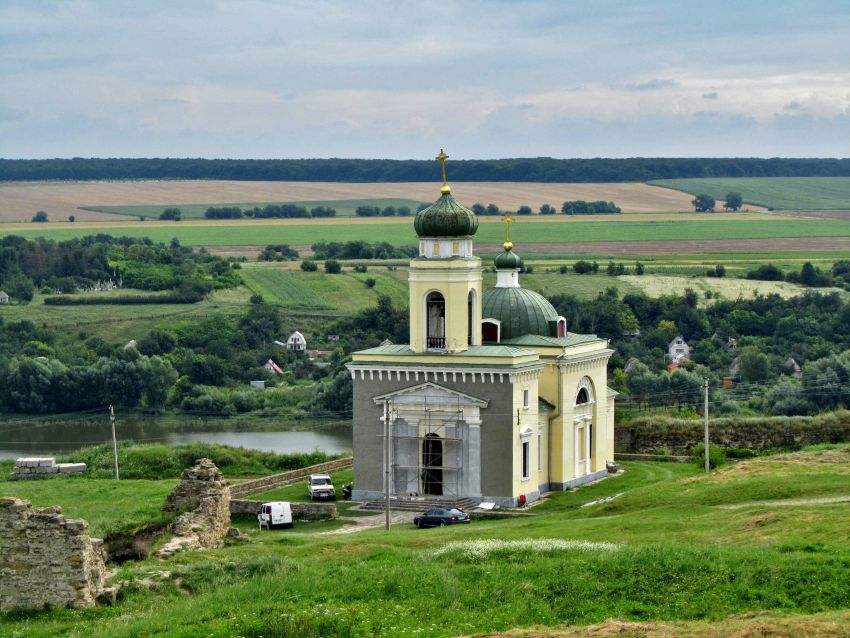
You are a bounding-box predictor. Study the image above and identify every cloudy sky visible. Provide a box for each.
[1,0,849,159]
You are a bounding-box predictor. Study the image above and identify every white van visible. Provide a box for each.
[258,501,293,529]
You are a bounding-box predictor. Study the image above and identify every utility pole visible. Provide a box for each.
[703,379,710,474]
[384,400,391,530]
[109,405,119,480]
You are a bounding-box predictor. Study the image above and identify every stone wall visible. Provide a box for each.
[10,457,86,478]
[230,457,353,497]
[0,497,106,611]
[158,458,231,559]
[230,499,338,520]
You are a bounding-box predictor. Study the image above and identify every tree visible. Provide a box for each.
[573,260,593,274]
[300,260,318,272]
[32,211,48,222]
[635,262,645,275]
[324,259,342,274]
[159,207,182,221]
[397,206,411,216]
[738,346,770,382]
[471,203,486,215]
[68,215,75,223]
[6,274,34,302]
[539,204,555,215]
[485,203,500,216]
[517,205,532,215]
[692,194,716,212]
[380,206,397,217]
[724,192,743,211]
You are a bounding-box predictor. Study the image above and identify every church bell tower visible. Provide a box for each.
[408,150,483,354]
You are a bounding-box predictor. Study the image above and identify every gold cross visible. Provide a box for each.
[436,148,449,186]
[502,212,513,243]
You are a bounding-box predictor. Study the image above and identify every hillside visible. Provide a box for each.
[1,446,848,636]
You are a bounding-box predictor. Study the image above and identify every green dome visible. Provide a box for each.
[494,248,523,269]
[414,192,479,237]
[482,287,559,340]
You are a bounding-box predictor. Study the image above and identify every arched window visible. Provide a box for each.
[467,290,476,346]
[576,387,589,404]
[422,433,443,495]
[557,316,567,338]
[426,292,445,349]
[482,319,501,343]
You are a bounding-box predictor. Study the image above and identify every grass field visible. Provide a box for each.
[82,198,427,220]
[0,179,700,222]
[651,176,850,210]
[1,445,849,636]
[4,215,850,248]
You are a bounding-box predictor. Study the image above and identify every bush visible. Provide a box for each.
[559,265,569,274]
[159,207,182,221]
[32,211,48,222]
[300,260,318,272]
[573,260,594,274]
[353,264,368,273]
[324,259,342,274]
[746,264,784,281]
[364,278,376,288]
[691,442,727,469]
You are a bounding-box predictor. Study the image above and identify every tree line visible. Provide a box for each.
[4,157,850,183]
[205,204,337,219]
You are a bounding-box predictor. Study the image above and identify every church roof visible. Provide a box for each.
[494,247,523,269]
[499,333,602,348]
[482,287,559,340]
[354,343,536,358]
[413,192,479,238]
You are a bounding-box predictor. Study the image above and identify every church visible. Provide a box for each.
[347,152,616,507]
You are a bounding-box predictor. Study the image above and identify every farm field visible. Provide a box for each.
[0,179,701,222]
[619,273,848,301]
[3,215,849,248]
[1,446,849,637]
[83,198,427,220]
[651,176,850,210]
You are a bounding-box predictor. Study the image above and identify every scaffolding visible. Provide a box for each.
[378,394,468,498]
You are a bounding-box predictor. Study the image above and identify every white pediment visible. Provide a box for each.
[372,382,488,408]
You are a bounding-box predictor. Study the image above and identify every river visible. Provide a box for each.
[0,414,353,460]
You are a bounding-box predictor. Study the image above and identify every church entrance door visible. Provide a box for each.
[422,433,443,495]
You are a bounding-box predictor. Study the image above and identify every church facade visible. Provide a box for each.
[347,153,616,507]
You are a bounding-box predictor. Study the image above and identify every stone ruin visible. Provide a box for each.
[0,497,106,611]
[11,457,86,478]
[157,458,231,559]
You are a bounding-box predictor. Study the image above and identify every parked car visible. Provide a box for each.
[258,501,293,529]
[413,507,470,528]
[307,474,336,501]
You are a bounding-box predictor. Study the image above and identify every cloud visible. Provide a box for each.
[702,92,719,100]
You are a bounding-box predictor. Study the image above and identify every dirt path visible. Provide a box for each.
[320,510,417,535]
[716,495,850,509]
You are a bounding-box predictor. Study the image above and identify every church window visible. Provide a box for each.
[537,434,542,471]
[522,441,530,479]
[433,242,440,256]
[482,319,500,343]
[467,290,476,346]
[576,387,589,404]
[523,388,529,409]
[453,241,459,254]
[588,424,593,459]
[426,292,446,349]
[557,317,567,338]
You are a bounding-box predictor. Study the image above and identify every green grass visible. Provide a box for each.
[650,177,850,210]
[0,287,252,343]
[3,446,850,637]
[5,216,850,247]
[83,198,427,220]
[238,266,408,312]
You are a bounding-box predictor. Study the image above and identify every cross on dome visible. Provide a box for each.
[436,149,451,194]
[501,212,514,251]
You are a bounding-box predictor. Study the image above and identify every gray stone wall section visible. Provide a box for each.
[352,374,515,500]
[0,497,106,611]
[230,500,338,520]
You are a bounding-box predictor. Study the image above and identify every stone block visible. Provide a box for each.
[58,463,87,474]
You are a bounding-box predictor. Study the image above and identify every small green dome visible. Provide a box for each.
[414,192,479,238]
[482,287,559,340]
[494,247,523,270]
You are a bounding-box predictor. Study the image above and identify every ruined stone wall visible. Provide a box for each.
[158,458,231,559]
[0,497,106,612]
[230,499,338,520]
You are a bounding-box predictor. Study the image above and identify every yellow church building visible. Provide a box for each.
[347,152,617,507]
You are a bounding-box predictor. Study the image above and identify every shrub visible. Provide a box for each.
[159,207,182,221]
[691,442,727,469]
[324,259,342,274]
[573,260,594,274]
[559,265,569,274]
[32,211,48,222]
[353,264,368,273]
[300,260,318,272]
[364,278,376,288]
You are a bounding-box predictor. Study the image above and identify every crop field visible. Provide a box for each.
[238,265,408,312]
[619,273,847,302]
[2,446,849,637]
[0,179,701,222]
[82,198,427,219]
[651,176,850,210]
[4,215,849,249]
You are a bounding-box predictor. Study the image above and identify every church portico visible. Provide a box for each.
[348,150,616,507]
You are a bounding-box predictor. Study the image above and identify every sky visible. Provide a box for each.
[1,0,849,159]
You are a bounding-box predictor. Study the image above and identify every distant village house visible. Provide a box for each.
[286,331,306,352]
[0,291,9,304]
[668,336,691,362]
[263,359,284,375]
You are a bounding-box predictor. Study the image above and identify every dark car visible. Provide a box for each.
[413,507,470,528]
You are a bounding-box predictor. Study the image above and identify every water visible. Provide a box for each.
[0,415,352,460]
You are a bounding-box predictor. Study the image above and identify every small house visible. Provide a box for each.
[250,380,266,389]
[783,357,802,379]
[0,291,8,304]
[264,359,284,375]
[327,335,340,342]
[667,336,691,362]
[286,331,306,352]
